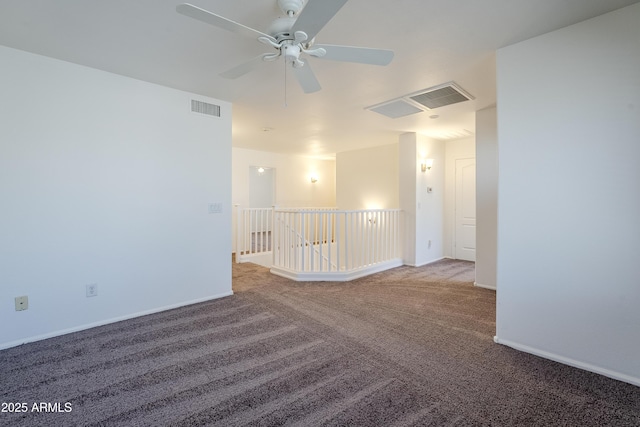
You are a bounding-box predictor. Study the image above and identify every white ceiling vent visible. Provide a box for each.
[408,82,473,109]
[368,99,424,119]
[191,99,221,117]
[366,81,474,119]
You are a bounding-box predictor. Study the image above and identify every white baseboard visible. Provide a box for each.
[271,259,403,282]
[0,291,234,351]
[404,257,446,268]
[494,336,640,387]
[237,252,272,268]
[474,282,496,290]
[416,257,446,267]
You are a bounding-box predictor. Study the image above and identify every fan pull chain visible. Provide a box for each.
[284,57,288,108]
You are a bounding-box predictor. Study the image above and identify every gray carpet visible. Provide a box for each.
[1,259,639,426]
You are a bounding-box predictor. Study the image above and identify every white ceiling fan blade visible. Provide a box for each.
[176,3,275,42]
[292,61,321,94]
[220,54,272,79]
[291,0,348,41]
[313,44,394,66]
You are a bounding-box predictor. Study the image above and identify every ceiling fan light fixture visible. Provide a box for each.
[283,44,302,63]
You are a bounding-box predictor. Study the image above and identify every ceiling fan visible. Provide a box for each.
[176,0,394,93]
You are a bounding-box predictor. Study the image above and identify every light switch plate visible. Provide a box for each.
[15,296,28,311]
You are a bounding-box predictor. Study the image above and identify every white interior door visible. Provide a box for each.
[455,158,476,261]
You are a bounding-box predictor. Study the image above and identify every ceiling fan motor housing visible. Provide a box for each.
[267,16,296,40]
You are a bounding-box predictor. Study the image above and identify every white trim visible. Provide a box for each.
[494,336,640,387]
[236,252,272,268]
[474,282,496,290]
[0,291,234,351]
[405,256,444,267]
[270,259,403,282]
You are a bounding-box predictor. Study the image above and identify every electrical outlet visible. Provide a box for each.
[15,296,28,311]
[208,203,222,214]
[86,284,98,297]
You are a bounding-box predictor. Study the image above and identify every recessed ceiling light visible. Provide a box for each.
[429,114,439,119]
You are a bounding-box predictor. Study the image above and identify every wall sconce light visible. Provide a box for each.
[310,176,318,183]
[420,159,433,172]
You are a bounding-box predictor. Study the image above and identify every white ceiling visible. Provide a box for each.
[1,0,638,158]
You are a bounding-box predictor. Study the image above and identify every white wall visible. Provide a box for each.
[232,147,335,252]
[336,144,399,210]
[232,148,335,208]
[475,107,497,289]
[443,137,475,259]
[399,133,445,266]
[0,46,232,349]
[496,3,640,386]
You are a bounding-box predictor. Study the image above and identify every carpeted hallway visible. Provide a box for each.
[1,259,639,426]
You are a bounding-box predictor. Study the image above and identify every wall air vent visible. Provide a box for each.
[366,81,474,119]
[191,99,221,117]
